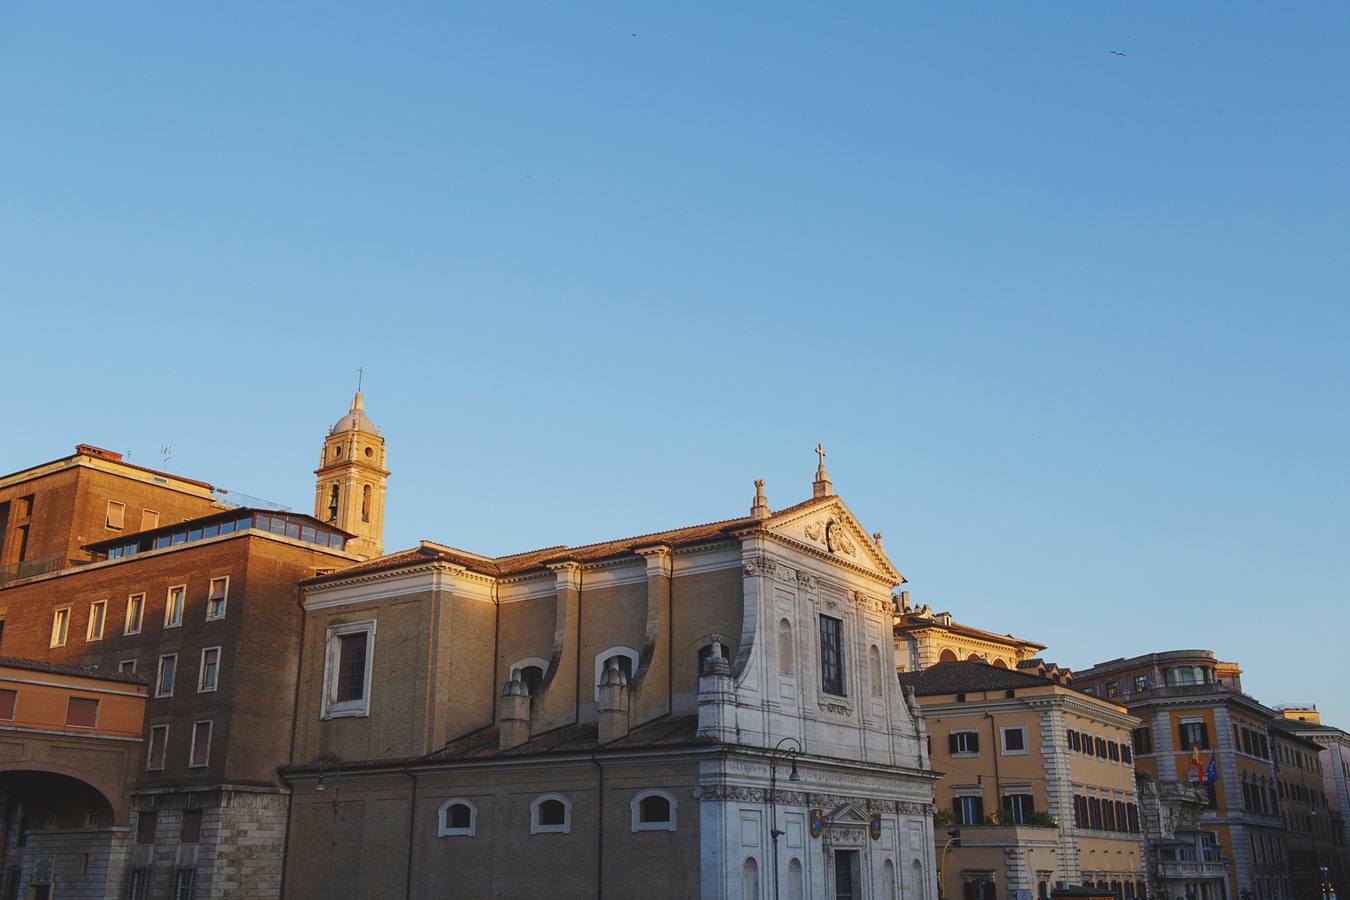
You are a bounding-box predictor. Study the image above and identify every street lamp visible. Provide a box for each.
[769,737,802,900]
[939,830,962,900]
[315,753,341,900]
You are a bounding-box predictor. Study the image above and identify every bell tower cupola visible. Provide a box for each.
[314,391,388,560]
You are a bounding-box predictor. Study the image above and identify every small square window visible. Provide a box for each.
[1001,726,1027,754]
[206,577,228,621]
[531,794,571,834]
[438,799,477,837]
[949,730,980,755]
[119,659,137,675]
[66,697,99,728]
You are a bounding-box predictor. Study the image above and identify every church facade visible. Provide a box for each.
[282,458,939,899]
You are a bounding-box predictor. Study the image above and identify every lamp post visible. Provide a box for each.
[315,753,341,900]
[939,830,962,900]
[769,737,802,900]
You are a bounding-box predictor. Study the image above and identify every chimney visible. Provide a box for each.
[499,672,531,750]
[597,657,630,743]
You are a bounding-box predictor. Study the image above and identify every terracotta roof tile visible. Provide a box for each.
[896,660,1063,695]
[0,655,148,686]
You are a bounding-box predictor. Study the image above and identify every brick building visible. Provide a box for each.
[281,459,939,899]
[0,395,382,899]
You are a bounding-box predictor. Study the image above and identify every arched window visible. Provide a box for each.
[966,653,982,661]
[437,798,476,837]
[778,619,794,676]
[788,858,804,900]
[510,657,549,696]
[593,647,638,701]
[361,484,372,522]
[884,859,896,900]
[939,648,958,663]
[531,793,571,834]
[631,789,677,832]
[993,658,1008,669]
[742,857,760,900]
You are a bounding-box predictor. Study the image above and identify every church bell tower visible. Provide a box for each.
[314,392,388,560]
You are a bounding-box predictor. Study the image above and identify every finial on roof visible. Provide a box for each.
[751,479,770,519]
[812,443,832,498]
[873,531,883,548]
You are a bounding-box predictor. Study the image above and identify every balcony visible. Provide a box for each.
[0,554,64,587]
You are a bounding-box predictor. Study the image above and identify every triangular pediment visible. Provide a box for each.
[824,802,872,826]
[764,496,903,584]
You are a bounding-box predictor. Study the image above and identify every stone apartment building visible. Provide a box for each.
[1076,651,1289,900]
[282,458,939,899]
[0,395,383,899]
[897,659,1148,900]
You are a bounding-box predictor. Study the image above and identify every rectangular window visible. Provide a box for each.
[106,500,126,530]
[1004,792,1035,823]
[180,809,202,844]
[119,659,137,675]
[1106,681,1119,697]
[819,614,845,696]
[147,725,168,770]
[137,812,157,844]
[1002,726,1027,754]
[66,697,98,728]
[87,600,107,641]
[206,577,228,620]
[189,721,211,767]
[164,586,185,628]
[954,795,984,826]
[323,621,375,718]
[1132,725,1153,755]
[1067,729,1081,752]
[156,655,177,698]
[198,647,220,693]
[141,509,160,531]
[0,689,15,720]
[51,608,70,648]
[949,730,980,755]
[1108,741,1121,762]
[125,593,145,635]
[1179,721,1209,751]
[1133,674,1148,692]
[1095,736,1108,757]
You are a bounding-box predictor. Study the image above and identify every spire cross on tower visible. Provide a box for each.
[815,443,826,466]
[357,367,365,392]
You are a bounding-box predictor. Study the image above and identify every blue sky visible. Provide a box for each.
[3,4,1347,727]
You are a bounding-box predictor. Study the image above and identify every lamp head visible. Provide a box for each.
[315,774,325,792]
[788,760,800,782]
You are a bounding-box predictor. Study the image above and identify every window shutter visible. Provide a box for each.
[969,733,979,753]
[1199,723,1209,750]
[1178,722,1188,749]
[949,733,960,754]
[973,796,984,823]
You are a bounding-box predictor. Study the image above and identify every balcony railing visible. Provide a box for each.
[0,555,64,587]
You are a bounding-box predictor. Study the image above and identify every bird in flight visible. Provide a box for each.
[1110,50,1126,57]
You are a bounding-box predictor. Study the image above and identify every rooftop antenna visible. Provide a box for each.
[161,444,171,467]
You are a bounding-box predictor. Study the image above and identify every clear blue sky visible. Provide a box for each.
[3,5,1347,727]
